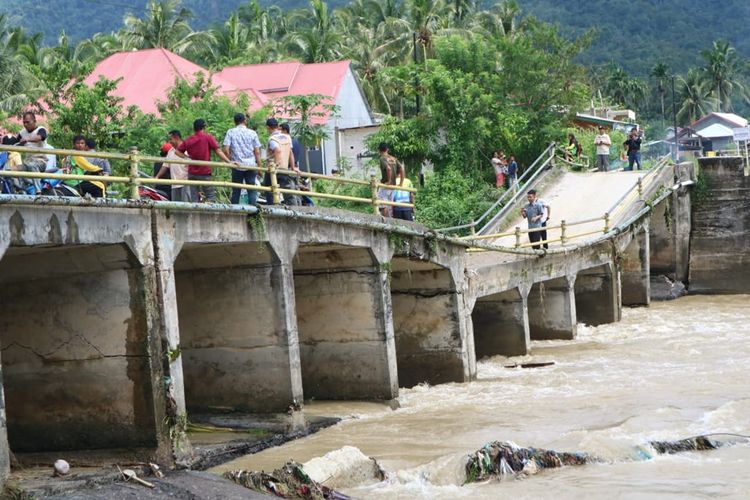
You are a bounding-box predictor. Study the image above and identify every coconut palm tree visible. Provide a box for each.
[408,0,450,60]
[286,0,342,63]
[0,51,43,114]
[699,40,746,112]
[650,62,671,120]
[677,68,715,125]
[121,0,215,58]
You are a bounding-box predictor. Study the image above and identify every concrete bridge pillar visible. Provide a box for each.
[527,276,577,340]
[690,157,750,292]
[291,244,398,400]
[471,287,530,358]
[574,262,621,326]
[390,260,471,387]
[621,225,651,306]
[650,162,693,284]
[0,238,9,487]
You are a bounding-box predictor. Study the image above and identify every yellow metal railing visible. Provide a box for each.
[0,145,416,214]
[464,156,671,251]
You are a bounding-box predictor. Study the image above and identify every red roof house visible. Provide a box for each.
[83,48,267,114]
[216,60,361,124]
[217,60,374,171]
[81,50,374,173]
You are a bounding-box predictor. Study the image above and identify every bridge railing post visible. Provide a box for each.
[370,175,379,215]
[129,147,140,200]
[637,177,643,200]
[269,162,281,204]
[560,219,567,245]
[514,226,521,248]
[603,212,610,233]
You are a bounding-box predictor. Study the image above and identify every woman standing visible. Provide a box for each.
[491,151,506,188]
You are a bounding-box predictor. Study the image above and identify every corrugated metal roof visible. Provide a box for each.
[82,48,267,114]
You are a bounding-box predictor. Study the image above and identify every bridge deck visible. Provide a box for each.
[487,170,648,246]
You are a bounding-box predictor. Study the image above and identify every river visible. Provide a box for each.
[212,295,750,498]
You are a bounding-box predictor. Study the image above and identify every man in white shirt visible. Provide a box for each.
[538,194,551,250]
[223,113,262,205]
[594,126,612,172]
[155,130,191,202]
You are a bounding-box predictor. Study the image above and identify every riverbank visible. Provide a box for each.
[4,414,338,498]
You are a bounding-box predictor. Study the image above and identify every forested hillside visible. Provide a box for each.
[518,0,750,75]
[0,0,248,42]
[3,0,750,76]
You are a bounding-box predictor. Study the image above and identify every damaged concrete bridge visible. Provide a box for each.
[0,156,743,484]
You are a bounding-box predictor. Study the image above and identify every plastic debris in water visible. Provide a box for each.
[465,434,744,484]
[225,461,351,500]
[465,441,592,483]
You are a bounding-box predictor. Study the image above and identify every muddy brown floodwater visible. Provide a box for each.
[212,295,750,499]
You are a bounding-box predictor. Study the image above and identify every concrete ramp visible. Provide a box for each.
[486,170,649,247]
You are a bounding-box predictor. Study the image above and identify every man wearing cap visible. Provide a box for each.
[266,118,300,205]
[223,113,262,205]
[594,126,612,172]
[175,118,233,202]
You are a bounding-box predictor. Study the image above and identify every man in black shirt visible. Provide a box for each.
[623,128,643,171]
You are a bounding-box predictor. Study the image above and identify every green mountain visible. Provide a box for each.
[516,0,750,75]
[2,0,749,76]
[0,0,249,42]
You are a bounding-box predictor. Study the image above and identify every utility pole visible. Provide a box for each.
[413,31,421,116]
[671,76,678,162]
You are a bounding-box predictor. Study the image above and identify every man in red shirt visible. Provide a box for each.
[175,118,233,202]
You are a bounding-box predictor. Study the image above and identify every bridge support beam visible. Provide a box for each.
[574,263,621,326]
[621,226,651,306]
[292,245,398,400]
[390,262,468,387]
[527,276,577,340]
[471,287,529,358]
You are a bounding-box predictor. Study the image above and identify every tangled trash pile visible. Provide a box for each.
[649,435,718,455]
[466,441,592,482]
[224,461,351,499]
[465,434,747,483]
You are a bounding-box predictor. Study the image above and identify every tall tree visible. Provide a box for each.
[699,40,746,112]
[677,68,714,125]
[286,0,342,63]
[650,62,671,120]
[121,0,215,58]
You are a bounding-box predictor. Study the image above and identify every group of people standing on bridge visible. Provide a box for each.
[573,125,644,173]
[491,150,519,190]
[152,114,308,206]
[594,125,644,172]
[0,111,316,205]
[1,112,110,197]
[377,142,415,221]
